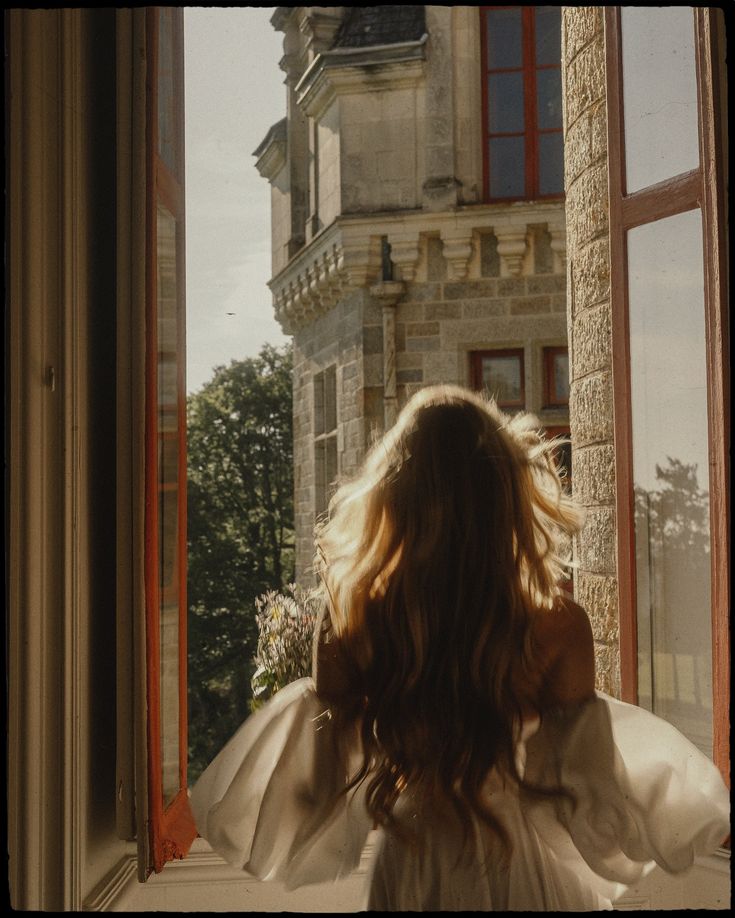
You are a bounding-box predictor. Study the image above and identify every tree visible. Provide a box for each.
[187,342,294,782]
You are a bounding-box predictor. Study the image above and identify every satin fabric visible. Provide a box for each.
[190,678,729,911]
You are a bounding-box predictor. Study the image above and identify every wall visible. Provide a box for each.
[7,8,132,908]
[561,6,620,695]
[290,213,569,583]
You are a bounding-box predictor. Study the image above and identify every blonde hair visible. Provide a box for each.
[314,384,583,854]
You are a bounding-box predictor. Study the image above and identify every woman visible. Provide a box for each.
[191,385,729,910]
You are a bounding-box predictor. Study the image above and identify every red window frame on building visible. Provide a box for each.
[542,345,569,408]
[144,6,197,874]
[470,348,526,409]
[480,6,563,202]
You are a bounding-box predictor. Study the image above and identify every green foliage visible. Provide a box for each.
[187,343,294,783]
[250,584,321,712]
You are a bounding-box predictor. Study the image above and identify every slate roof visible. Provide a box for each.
[332,6,426,49]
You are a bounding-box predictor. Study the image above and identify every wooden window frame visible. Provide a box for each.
[480,6,564,203]
[542,345,569,408]
[144,7,197,874]
[606,7,729,782]
[470,348,526,409]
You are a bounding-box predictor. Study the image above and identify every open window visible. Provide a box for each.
[143,6,196,875]
[606,7,729,780]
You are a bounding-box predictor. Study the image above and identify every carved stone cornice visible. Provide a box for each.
[296,37,427,120]
[297,7,345,58]
[494,227,528,276]
[268,202,566,334]
[548,222,568,274]
[440,230,474,281]
[253,118,287,181]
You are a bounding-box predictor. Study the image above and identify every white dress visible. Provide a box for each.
[190,678,729,911]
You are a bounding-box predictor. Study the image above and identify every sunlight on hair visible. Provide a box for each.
[311,384,585,855]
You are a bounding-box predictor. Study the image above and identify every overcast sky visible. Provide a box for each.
[184,7,289,394]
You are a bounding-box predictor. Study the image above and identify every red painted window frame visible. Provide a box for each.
[606,7,729,784]
[145,6,196,874]
[480,6,564,203]
[542,345,569,408]
[470,348,526,409]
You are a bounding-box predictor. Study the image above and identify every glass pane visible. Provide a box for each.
[621,6,699,193]
[326,435,338,501]
[325,365,337,433]
[538,132,564,195]
[535,7,561,66]
[157,198,181,806]
[160,596,180,805]
[157,203,179,420]
[552,350,569,402]
[486,8,522,69]
[158,6,178,176]
[481,354,523,405]
[314,439,326,517]
[313,371,325,437]
[489,137,525,199]
[488,72,525,134]
[627,208,712,758]
[553,352,569,401]
[536,68,562,130]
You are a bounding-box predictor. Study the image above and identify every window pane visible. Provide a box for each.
[538,132,564,195]
[535,6,561,66]
[156,197,181,808]
[621,6,699,193]
[489,137,525,199]
[627,208,712,758]
[313,371,325,437]
[486,8,522,69]
[536,68,562,130]
[157,204,179,426]
[324,365,337,433]
[488,72,525,134]
[326,435,338,501]
[480,354,523,405]
[160,596,180,805]
[553,350,569,402]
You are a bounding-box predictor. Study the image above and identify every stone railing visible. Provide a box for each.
[269,201,566,333]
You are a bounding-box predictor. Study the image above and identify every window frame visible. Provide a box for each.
[542,345,569,408]
[605,6,729,781]
[144,6,197,873]
[480,5,564,203]
[470,347,526,409]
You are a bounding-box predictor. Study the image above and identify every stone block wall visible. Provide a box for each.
[292,288,378,579]
[562,7,619,696]
[292,223,569,582]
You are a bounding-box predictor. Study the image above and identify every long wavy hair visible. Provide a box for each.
[314,384,584,856]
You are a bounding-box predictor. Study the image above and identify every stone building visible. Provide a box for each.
[255,6,571,582]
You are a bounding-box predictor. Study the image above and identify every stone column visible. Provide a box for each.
[562,8,619,697]
[369,280,405,430]
[422,6,460,211]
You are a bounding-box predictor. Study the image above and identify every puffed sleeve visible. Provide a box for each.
[189,677,371,889]
[520,691,730,900]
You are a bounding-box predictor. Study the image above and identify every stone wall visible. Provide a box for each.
[292,221,569,582]
[561,7,619,696]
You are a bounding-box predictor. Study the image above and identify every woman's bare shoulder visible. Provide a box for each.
[530,594,596,707]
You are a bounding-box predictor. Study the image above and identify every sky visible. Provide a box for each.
[184,7,289,394]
